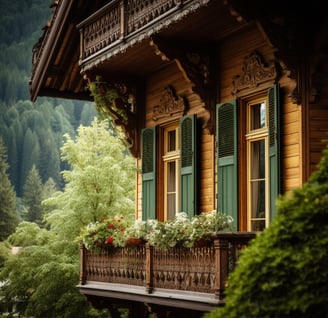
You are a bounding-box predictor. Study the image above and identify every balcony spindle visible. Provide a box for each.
[119,0,125,39]
[146,242,153,293]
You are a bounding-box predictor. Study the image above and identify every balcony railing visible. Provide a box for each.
[77,0,195,64]
[79,232,256,302]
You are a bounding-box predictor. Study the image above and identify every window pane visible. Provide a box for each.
[168,130,176,151]
[167,194,176,220]
[251,219,265,231]
[250,102,266,130]
[167,161,176,219]
[251,140,265,179]
[251,180,265,218]
[167,162,176,192]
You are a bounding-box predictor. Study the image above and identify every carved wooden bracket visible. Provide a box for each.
[232,51,278,96]
[150,38,215,133]
[87,76,139,157]
[152,86,187,122]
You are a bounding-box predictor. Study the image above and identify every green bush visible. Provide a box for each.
[205,144,328,318]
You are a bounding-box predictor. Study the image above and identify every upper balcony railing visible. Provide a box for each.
[79,232,256,301]
[77,0,193,63]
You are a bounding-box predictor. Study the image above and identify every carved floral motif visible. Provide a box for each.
[153,86,186,121]
[232,51,277,94]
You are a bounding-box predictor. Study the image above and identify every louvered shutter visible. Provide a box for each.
[180,115,197,218]
[216,101,238,229]
[141,127,156,220]
[268,84,280,221]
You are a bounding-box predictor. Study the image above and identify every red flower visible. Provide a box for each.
[106,237,114,244]
[108,223,115,229]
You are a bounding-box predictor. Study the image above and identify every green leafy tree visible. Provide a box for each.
[44,118,136,241]
[0,137,18,240]
[1,222,108,318]
[22,165,43,224]
[0,119,134,318]
[205,143,328,318]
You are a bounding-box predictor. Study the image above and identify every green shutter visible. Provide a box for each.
[216,100,238,229]
[141,127,156,220]
[180,115,197,218]
[268,84,280,221]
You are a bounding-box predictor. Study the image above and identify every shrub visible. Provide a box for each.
[204,145,328,318]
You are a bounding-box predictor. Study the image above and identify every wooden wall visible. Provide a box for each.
[135,22,328,219]
[218,24,303,193]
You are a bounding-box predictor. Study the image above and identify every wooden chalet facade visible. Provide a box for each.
[29,0,328,317]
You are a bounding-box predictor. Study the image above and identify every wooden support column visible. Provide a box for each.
[79,243,87,285]
[213,236,229,300]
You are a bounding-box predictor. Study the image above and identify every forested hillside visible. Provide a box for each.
[0,0,97,197]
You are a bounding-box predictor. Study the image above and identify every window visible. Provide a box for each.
[141,115,197,221]
[216,84,280,231]
[163,124,180,220]
[246,99,268,231]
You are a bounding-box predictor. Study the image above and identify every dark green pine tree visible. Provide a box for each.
[22,165,43,225]
[20,128,40,196]
[0,137,18,241]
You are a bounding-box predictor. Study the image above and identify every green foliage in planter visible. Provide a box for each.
[205,145,328,318]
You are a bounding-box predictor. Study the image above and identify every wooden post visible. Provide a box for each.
[79,243,87,285]
[146,242,153,294]
[213,237,229,300]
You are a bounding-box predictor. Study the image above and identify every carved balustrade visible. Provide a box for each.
[80,232,255,300]
[77,0,193,62]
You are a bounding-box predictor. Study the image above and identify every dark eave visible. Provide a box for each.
[29,0,328,102]
[29,0,107,102]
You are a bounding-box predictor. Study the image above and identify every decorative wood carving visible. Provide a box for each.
[232,51,278,95]
[152,86,186,121]
[150,38,215,133]
[78,0,211,72]
[81,233,256,299]
[185,52,211,86]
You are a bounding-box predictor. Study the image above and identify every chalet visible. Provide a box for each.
[29,0,328,317]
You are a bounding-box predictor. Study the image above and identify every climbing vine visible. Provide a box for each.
[88,76,134,125]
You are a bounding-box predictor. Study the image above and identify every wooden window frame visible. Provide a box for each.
[162,123,180,220]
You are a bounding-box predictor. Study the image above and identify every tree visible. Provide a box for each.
[22,165,43,224]
[1,222,108,318]
[0,137,18,240]
[44,118,136,241]
[0,119,135,318]
[205,143,328,318]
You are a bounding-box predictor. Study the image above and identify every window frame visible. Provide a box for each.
[162,123,180,220]
[216,84,280,232]
[245,96,270,231]
[141,115,197,221]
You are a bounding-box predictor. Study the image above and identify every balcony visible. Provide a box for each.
[78,232,256,313]
[78,0,194,63]
[76,0,239,76]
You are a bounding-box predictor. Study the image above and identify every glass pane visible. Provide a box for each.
[251,180,265,219]
[167,161,176,220]
[250,102,266,130]
[167,162,176,192]
[167,194,176,220]
[251,140,265,179]
[251,220,265,231]
[168,130,176,151]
